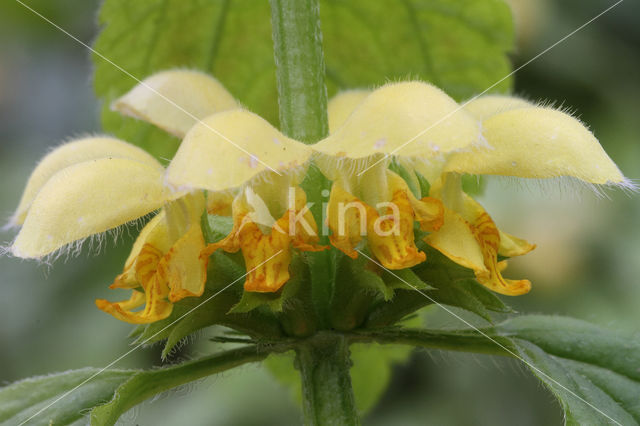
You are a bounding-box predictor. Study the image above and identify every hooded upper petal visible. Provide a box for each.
[166,109,313,192]
[328,90,370,132]
[11,158,171,258]
[445,107,628,186]
[113,70,239,138]
[462,95,532,120]
[8,137,162,227]
[314,82,480,161]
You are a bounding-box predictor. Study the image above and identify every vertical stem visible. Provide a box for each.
[296,334,360,425]
[270,0,329,143]
[270,5,354,423]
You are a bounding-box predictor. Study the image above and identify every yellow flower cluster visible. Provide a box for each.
[6,70,631,323]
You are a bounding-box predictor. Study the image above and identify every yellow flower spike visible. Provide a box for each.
[113,70,240,138]
[8,136,162,228]
[327,170,443,269]
[201,187,325,293]
[314,81,480,161]
[445,107,630,187]
[462,95,532,120]
[11,158,171,259]
[327,90,370,132]
[166,109,313,192]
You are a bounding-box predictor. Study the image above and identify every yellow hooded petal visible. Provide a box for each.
[445,107,628,186]
[9,137,162,227]
[463,95,532,121]
[328,90,370,132]
[314,82,479,161]
[166,109,313,192]
[113,70,239,138]
[12,158,171,259]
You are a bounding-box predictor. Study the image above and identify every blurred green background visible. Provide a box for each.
[0,0,638,424]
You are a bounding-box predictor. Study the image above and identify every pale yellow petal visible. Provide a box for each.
[12,158,171,259]
[328,90,370,132]
[463,95,532,121]
[113,70,239,138]
[445,107,628,186]
[166,109,312,192]
[313,82,479,160]
[9,137,162,227]
[165,225,207,302]
[424,208,486,272]
[498,230,536,257]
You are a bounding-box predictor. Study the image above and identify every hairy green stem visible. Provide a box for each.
[270,0,329,143]
[296,333,360,425]
[270,2,354,423]
[350,328,515,357]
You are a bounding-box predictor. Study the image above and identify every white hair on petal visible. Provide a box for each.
[2,211,158,265]
[483,175,637,201]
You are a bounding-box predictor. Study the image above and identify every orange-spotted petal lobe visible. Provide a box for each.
[98,193,208,323]
[470,207,531,296]
[201,188,324,293]
[327,184,366,259]
[425,197,532,296]
[327,173,440,270]
[366,188,426,269]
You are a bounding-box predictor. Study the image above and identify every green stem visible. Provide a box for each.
[350,328,515,357]
[296,333,360,425]
[270,0,329,143]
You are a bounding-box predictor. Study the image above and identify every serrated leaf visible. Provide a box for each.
[368,315,640,424]
[0,369,133,426]
[93,0,514,156]
[500,316,640,425]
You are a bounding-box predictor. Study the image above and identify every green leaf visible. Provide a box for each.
[90,346,270,426]
[321,0,514,100]
[0,369,133,426]
[93,0,275,158]
[94,0,514,156]
[202,213,233,244]
[498,315,640,425]
[349,343,413,415]
[366,316,640,425]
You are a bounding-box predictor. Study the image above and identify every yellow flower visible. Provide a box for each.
[165,107,326,293]
[314,82,481,269]
[318,87,630,296]
[7,70,239,323]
